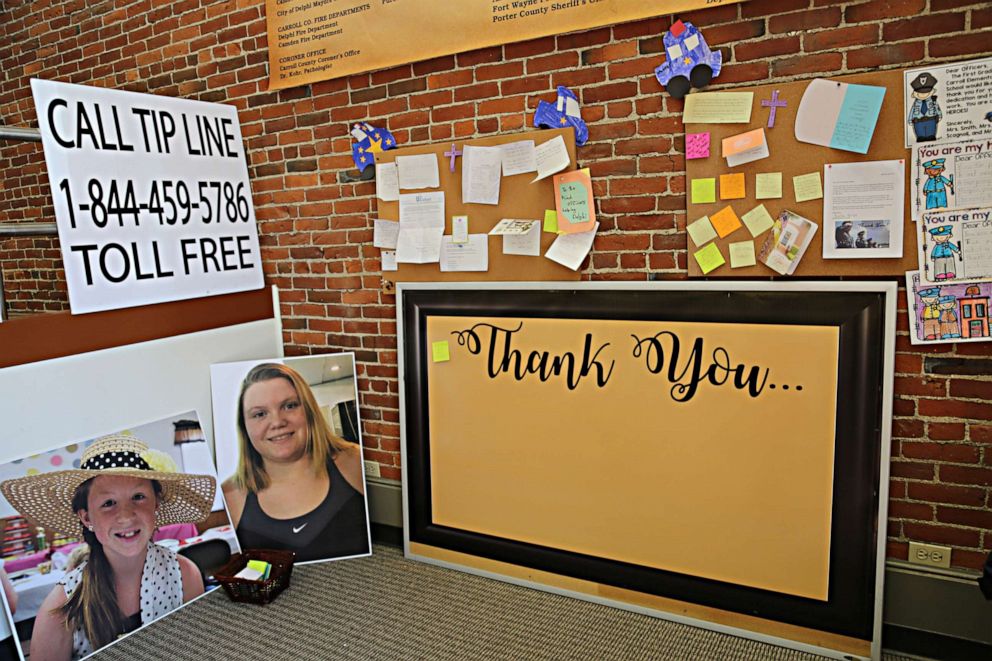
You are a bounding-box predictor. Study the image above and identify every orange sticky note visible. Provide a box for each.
[719,172,746,200]
[709,205,743,238]
[721,128,764,157]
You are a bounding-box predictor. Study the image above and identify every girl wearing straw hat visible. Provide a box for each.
[222,362,368,563]
[0,434,216,660]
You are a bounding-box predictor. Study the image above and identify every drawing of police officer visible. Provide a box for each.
[922,159,953,210]
[908,72,942,142]
[938,295,961,339]
[928,225,962,280]
[918,287,941,340]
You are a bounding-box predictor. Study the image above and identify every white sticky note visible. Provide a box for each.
[729,241,756,268]
[687,215,718,247]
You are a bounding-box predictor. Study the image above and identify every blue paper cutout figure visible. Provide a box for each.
[533,86,588,147]
[922,158,953,211]
[350,122,397,171]
[654,20,722,100]
[928,225,962,281]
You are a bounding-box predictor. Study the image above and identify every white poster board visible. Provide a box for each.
[31,79,264,314]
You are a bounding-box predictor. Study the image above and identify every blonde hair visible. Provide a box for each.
[234,363,351,492]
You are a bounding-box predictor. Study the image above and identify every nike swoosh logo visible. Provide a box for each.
[292,523,308,534]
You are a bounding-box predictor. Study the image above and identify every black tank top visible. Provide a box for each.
[236,455,369,562]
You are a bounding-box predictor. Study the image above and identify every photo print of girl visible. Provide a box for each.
[0,411,236,661]
[211,354,371,564]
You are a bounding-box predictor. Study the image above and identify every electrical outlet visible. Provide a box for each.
[363,460,381,478]
[908,541,951,568]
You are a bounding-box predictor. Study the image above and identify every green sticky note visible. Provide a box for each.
[793,172,823,202]
[728,241,756,268]
[432,340,450,363]
[693,242,725,274]
[741,204,774,237]
[559,182,590,223]
[687,215,717,247]
[755,172,782,199]
[691,178,716,204]
[543,209,558,233]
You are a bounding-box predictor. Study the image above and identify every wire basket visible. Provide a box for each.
[214,549,296,604]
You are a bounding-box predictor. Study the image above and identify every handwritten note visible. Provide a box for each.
[554,169,595,234]
[687,215,718,247]
[432,340,450,363]
[381,250,397,271]
[396,153,440,189]
[720,173,746,200]
[729,241,756,268]
[375,162,399,201]
[755,172,783,199]
[545,222,599,271]
[693,242,726,274]
[533,135,571,182]
[691,178,716,204]
[831,83,886,154]
[793,172,823,203]
[683,92,754,124]
[461,145,501,205]
[502,220,541,256]
[741,204,774,237]
[686,132,711,160]
[500,140,538,176]
[710,205,743,238]
[373,219,399,249]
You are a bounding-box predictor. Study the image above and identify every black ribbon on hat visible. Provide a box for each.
[81,450,151,471]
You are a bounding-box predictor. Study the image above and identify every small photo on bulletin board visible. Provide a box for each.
[685,70,918,278]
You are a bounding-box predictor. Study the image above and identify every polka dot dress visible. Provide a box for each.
[60,543,183,660]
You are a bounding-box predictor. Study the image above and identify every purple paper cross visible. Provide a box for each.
[444,143,462,172]
[761,90,787,128]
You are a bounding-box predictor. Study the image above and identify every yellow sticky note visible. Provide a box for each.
[793,172,823,202]
[691,178,716,204]
[543,209,558,233]
[741,204,774,237]
[720,173,746,200]
[709,205,742,238]
[432,340,450,363]
[683,92,754,124]
[755,172,783,199]
[693,242,726,274]
[687,215,718,247]
[729,241,756,268]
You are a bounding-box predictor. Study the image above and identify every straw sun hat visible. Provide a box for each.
[0,434,216,536]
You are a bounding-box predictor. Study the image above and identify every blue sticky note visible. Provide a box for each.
[829,84,885,154]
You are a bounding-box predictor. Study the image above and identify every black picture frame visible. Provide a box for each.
[400,284,894,644]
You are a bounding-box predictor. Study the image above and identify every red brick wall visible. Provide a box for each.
[1,0,990,570]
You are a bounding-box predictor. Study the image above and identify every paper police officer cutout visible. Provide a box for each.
[908,72,942,143]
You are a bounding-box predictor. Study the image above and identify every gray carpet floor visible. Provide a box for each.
[92,544,924,661]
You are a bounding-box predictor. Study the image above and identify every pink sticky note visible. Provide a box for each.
[686,132,710,160]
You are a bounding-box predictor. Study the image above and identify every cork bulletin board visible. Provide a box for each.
[378,127,581,286]
[399,282,897,660]
[686,70,917,277]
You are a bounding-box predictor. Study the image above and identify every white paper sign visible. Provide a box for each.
[375,162,400,201]
[440,234,489,272]
[373,219,399,249]
[396,153,440,189]
[533,135,571,182]
[31,79,264,314]
[545,222,599,271]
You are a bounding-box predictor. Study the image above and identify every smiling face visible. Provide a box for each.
[78,475,158,560]
[242,376,310,467]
